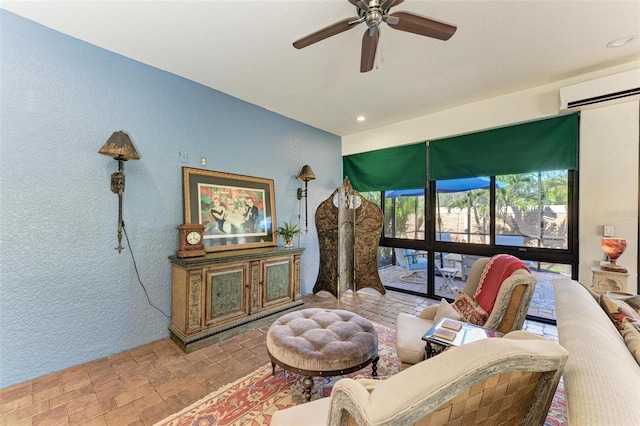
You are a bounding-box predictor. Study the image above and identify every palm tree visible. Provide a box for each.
[496,173,539,236]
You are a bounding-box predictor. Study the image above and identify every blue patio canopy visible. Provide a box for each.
[386,176,509,242]
[386,177,507,197]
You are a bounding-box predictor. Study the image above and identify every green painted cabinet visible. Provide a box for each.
[169,247,304,352]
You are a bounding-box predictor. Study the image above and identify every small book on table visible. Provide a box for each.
[433,327,457,342]
[441,319,463,331]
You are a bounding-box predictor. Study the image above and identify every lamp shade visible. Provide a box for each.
[99,131,141,160]
[297,165,316,182]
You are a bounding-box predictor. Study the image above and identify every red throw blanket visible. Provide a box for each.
[473,254,529,314]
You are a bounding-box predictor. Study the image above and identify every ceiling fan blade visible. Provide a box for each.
[383,14,400,25]
[356,0,369,11]
[387,11,457,40]
[293,18,361,49]
[360,26,380,73]
[381,0,404,10]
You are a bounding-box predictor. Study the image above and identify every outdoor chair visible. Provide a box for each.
[271,331,567,426]
[395,248,428,282]
[495,235,536,269]
[396,255,537,365]
[496,234,526,246]
[461,254,483,281]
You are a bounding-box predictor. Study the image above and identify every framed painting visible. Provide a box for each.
[182,167,277,252]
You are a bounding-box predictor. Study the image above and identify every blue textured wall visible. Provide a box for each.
[0,10,341,388]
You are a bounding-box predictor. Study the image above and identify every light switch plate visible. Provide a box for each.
[603,225,614,237]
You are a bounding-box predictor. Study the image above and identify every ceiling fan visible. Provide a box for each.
[293,0,457,73]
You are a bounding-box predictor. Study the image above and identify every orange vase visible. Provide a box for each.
[601,238,627,272]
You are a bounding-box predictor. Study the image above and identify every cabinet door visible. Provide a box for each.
[261,256,294,309]
[204,262,249,326]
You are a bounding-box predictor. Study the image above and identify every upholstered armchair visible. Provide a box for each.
[271,331,567,426]
[396,256,536,364]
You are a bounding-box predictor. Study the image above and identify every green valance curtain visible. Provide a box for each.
[343,142,426,192]
[429,113,579,181]
[343,114,578,189]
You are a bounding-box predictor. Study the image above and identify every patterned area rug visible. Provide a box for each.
[155,323,566,426]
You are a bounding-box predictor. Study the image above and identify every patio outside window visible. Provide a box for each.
[361,168,575,323]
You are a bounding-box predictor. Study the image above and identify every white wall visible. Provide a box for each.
[342,62,640,294]
[580,101,639,292]
[343,62,640,153]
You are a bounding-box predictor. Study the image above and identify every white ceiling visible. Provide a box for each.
[2,0,640,136]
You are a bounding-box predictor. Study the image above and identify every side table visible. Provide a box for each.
[438,267,461,292]
[591,266,629,294]
[422,318,500,359]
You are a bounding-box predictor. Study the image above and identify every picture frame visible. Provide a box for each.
[182,167,277,252]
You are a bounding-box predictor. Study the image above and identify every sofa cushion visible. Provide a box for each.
[395,312,435,365]
[622,321,640,365]
[600,294,640,331]
[433,298,463,323]
[452,292,488,326]
[271,395,330,425]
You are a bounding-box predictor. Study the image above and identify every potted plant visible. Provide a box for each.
[277,220,302,248]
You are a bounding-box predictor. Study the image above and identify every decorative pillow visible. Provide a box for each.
[622,295,640,314]
[600,295,640,331]
[627,319,640,333]
[434,298,463,323]
[621,321,640,365]
[452,292,488,326]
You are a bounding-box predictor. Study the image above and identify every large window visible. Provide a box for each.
[436,171,569,249]
[346,114,579,323]
[371,171,575,323]
[383,189,426,240]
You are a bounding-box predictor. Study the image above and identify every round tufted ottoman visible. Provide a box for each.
[266,308,378,402]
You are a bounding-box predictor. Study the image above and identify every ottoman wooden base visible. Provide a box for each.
[266,308,379,402]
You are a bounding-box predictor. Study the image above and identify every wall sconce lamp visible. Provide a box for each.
[99,131,141,253]
[296,165,316,233]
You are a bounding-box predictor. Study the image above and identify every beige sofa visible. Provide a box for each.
[554,278,640,425]
[271,331,567,426]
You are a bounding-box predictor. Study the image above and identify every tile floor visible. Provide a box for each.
[0,289,558,426]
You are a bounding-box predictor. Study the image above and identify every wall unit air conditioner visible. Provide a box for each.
[559,68,640,111]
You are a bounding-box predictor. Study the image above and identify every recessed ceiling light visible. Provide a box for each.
[357,116,366,122]
[607,35,636,48]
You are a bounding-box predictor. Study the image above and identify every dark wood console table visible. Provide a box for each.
[169,246,304,352]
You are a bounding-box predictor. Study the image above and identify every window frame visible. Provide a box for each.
[375,171,579,321]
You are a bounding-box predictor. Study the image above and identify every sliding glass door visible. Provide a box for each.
[348,114,579,323]
[364,169,577,323]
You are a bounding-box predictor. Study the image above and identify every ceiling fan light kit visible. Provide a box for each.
[293,0,457,73]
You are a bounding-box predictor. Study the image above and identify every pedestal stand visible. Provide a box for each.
[591,266,629,294]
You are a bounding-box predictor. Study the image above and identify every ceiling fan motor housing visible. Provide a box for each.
[366,10,382,27]
[363,0,384,28]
